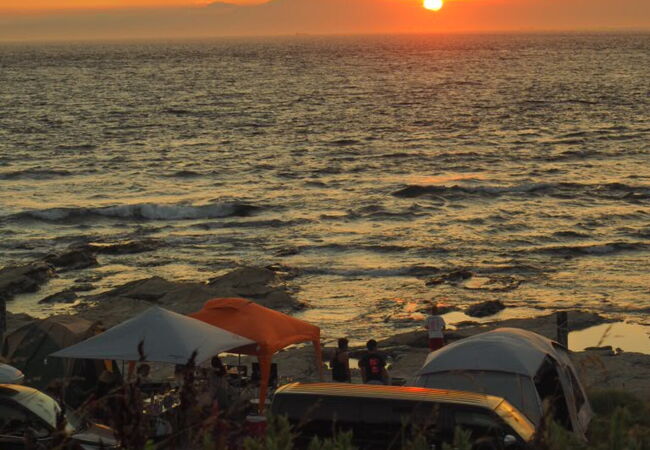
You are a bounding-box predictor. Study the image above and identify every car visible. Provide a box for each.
[0,384,119,449]
[270,382,535,450]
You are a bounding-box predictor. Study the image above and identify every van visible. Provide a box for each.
[270,383,535,450]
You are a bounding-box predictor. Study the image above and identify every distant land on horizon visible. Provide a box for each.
[1,0,649,42]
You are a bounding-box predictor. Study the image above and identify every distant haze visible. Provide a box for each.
[1,0,649,41]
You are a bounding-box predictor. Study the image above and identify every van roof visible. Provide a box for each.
[274,383,535,441]
[275,382,504,409]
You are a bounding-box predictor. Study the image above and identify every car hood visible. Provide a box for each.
[72,423,118,449]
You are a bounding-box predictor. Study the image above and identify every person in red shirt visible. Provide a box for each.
[358,339,389,385]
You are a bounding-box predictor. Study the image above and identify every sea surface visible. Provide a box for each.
[1,33,649,342]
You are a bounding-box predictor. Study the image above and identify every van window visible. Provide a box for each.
[359,398,440,427]
[273,395,360,424]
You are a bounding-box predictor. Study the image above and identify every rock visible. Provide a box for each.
[5,311,35,335]
[465,300,507,318]
[208,266,302,310]
[72,283,95,292]
[462,276,522,292]
[378,330,429,349]
[274,247,300,257]
[584,345,615,355]
[78,267,303,327]
[0,263,55,302]
[38,289,79,304]
[392,185,448,198]
[75,240,158,255]
[572,350,650,401]
[425,269,473,286]
[453,310,610,340]
[45,249,98,271]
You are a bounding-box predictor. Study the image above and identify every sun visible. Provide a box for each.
[423,0,444,11]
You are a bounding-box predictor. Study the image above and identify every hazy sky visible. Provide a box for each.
[1,0,649,41]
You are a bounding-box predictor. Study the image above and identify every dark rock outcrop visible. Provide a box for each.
[45,249,98,271]
[208,266,302,310]
[76,240,159,255]
[39,289,79,304]
[0,263,55,302]
[77,266,303,327]
[426,269,473,286]
[465,300,507,318]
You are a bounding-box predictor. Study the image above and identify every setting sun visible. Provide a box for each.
[423,0,443,11]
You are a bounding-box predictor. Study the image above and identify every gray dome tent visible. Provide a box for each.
[1,315,116,406]
[414,328,592,440]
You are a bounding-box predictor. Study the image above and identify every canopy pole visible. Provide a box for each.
[313,339,323,381]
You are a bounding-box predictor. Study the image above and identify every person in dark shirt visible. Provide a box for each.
[330,338,351,383]
[358,339,389,385]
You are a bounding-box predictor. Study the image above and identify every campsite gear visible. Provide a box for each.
[51,306,254,365]
[415,327,593,440]
[190,297,322,412]
[244,415,267,438]
[1,315,111,406]
[0,363,24,384]
[271,382,535,449]
[0,383,119,449]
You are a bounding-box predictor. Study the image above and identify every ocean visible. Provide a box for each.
[1,33,649,341]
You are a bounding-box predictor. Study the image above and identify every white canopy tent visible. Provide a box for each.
[51,306,255,365]
[415,328,592,440]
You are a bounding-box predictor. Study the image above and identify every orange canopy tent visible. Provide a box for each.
[189,298,322,411]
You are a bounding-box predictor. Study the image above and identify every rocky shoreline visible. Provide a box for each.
[2,245,649,402]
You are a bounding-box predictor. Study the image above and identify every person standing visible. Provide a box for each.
[330,338,351,383]
[425,304,446,351]
[358,339,389,385]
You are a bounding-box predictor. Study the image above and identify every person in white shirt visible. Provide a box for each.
[424,304,446,351]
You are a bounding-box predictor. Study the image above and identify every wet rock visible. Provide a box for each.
[265,264,301,280]
[71,283,95,292]
[405,266,443,277]
[416,303,458,315]
[75,240,158,255]
[462,276,522,292]
[465,300,507,317]
[425,269,473,286]
[392,185,447,198]
[39,289,79,304]
[45,249,98,271]
[0,263,55,302]
[274,247,300,257]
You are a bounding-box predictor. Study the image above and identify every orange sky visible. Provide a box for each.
[0,0,265,12]
[0,0,648,41]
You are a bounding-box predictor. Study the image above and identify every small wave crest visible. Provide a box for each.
[0,168,73,180]
[392,182,554,198]
[392,181,650,200]
[528,242,649,257]
[9,201,260,222]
